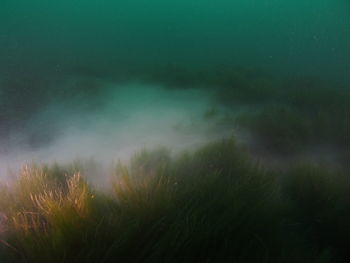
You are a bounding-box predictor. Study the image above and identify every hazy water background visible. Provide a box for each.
[1,0,349,80]
[0,0,349,177]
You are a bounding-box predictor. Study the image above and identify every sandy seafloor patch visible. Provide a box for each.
[0,79,237,185]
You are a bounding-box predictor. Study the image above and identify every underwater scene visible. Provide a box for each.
[1,0,350,262]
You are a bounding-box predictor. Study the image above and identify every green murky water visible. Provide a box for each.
[0,0,349,169]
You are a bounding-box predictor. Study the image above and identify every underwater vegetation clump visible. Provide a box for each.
[200,71,350,158]
[1,139,350,263]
